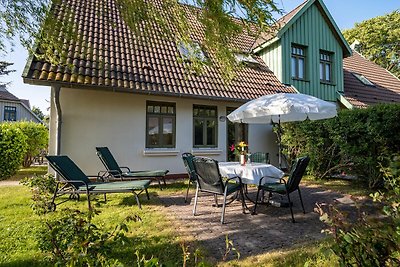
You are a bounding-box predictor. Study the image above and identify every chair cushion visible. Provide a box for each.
[261,183,287,194]
[79,180,151,191]
[226,182,241,195]
[123,170,168,177]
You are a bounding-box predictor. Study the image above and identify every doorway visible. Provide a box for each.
[226,107,248,161]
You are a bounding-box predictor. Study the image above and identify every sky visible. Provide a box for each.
[1,0,399,114]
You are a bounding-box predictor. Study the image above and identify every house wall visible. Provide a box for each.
[49,87,279,175]
[0,100,40,123]
[259,41,283,81]
[259,3,345,101]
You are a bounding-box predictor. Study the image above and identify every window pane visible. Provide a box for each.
[161,106,167,114]
[147,105,153,113]
[162,117,173,146]
[193,108,199,116]
[298,58,304,79]
[320,63,324,80]
[148,117,159,146]
[210,109,216,117]
[291,57,296,77]
[326,64,331,81]
[194,119,204,146]
[154,106,160,113]
[206,120,216,146]
[168,106,174,114]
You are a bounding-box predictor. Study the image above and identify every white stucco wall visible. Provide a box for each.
[49,87,279,175]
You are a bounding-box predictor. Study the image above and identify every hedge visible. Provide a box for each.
[281,104,400,188]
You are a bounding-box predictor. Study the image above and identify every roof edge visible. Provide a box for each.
[337,92,354,109]
[277,0,352,57]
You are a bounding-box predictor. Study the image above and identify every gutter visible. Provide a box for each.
[53,85,62,155]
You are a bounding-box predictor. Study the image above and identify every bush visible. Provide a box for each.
[0,123,27,180]
[16,121,48,167]
[281,104,400,188]
[317,155,400,266]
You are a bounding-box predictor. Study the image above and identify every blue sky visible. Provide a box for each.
[2,0,399,114]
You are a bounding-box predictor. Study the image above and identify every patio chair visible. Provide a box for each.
[192,156,245,224]
[46,155,151,211]
[249,152,270,164]
[182,152,197,203]
[252,156,310,223]
[95,147,169,189]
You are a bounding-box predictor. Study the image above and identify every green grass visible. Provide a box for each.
[301,175,372,196]
[0,169,370,266]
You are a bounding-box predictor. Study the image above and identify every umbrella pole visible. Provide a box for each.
[278,116,282,169]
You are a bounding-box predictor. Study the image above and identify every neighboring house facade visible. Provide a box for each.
[0,85,41,123]
[23,0,295,175]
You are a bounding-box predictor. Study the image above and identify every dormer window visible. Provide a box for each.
[353,73,375,86]
[235,53,259,64]
[320,51,333,83]
[291,44,306,80]
[178,41,206,62]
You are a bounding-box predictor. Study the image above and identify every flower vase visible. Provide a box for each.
[240,152,246,166]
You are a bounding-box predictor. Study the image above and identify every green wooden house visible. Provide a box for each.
[253,0,352,103]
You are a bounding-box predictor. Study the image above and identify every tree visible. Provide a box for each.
[343,10,400,79]
[32,106,45,121]
[0,0,282,80]
[0,61,15,85]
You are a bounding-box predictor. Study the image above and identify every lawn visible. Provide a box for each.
[1,169,363,266]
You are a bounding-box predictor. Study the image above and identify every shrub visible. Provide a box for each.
[281,104,400,188]
[16,121,48,167]
[317,155,400,266]
[0,122,27,180]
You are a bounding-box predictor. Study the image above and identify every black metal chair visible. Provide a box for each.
[182,152,197,203]
[249,152,270,164]
[253,156,310,223]
[192,156,245,224]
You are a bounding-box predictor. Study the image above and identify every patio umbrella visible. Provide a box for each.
[227,93,337,168]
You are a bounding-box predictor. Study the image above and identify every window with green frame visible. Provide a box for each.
[320,51,333,83]
[146,101,176,148]
[291,44,306,80]
[193,105,217,147]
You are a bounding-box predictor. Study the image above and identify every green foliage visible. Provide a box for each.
[281,104,400,188]
[0,61,15,85]
[20,174,56,215]
[31,106,45,121]
[343,10,400,79]
[0,122,28,180]
[15,121,48,167]
[317,155,400,267]
[37,208,131,266]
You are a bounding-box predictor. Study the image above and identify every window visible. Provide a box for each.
[320,51,333,83]
[353,73,375,86]
[193,105,217,147]
[146,101,176,148]
[178,41,206,62]
[235,53,259,64]
[4,106,16,121]
[291,45,306,80]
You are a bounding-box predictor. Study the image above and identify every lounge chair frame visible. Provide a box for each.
[46,155,151,211]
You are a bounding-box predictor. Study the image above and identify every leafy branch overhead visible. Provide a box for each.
[343,10,400,79]
[0,0,282,80]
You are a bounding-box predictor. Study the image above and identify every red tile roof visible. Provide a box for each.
[343,51,400,108]
[23,0,295,101]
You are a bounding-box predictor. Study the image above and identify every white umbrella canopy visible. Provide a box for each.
[227,93,337,124]
[227,93,337,168]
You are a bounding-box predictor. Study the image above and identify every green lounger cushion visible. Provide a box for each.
[122,170,168,177]
[78,180,151,191]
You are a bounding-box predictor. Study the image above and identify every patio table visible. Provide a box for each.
[218,162,285,185]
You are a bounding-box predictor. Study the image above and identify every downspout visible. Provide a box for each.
[53,85,62,155]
